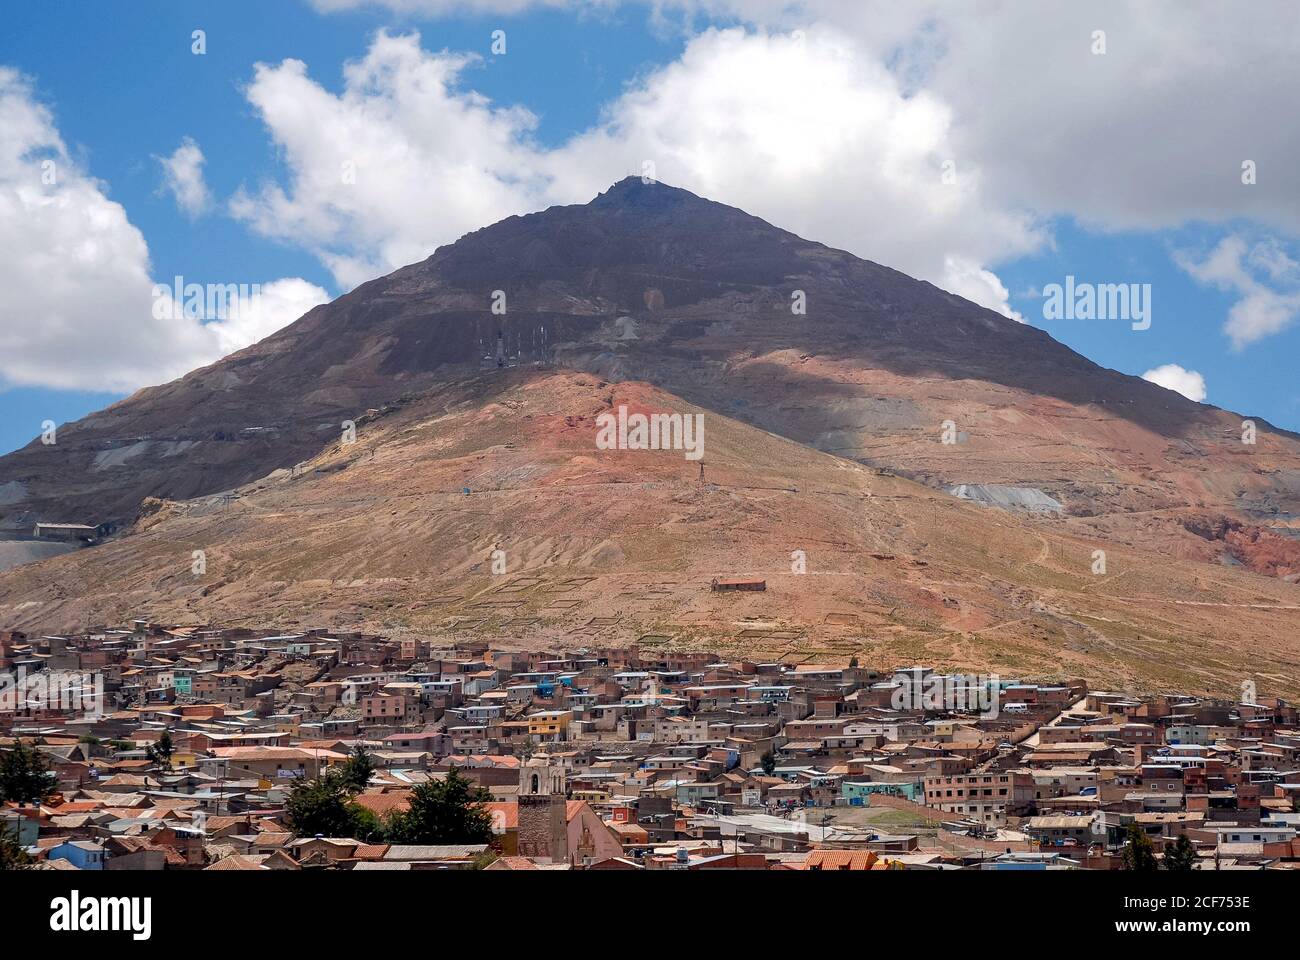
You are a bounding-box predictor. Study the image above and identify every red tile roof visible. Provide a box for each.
[352,791,413,817]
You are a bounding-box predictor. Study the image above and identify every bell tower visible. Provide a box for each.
[517,758,568,862]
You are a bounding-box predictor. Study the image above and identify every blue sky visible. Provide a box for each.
[1,0,1297,456]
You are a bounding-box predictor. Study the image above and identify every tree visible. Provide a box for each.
[284,769,378,840]
[385,766,494,845]
[1121,823,1160,871]
[0,740,54,806]
[146,730,175,771]
[1162,834,1198,872]
[339,745,376,794]
[760,751,777,777]
[285,771,359,838]
[347,803,384,843]
[0,825,32,871]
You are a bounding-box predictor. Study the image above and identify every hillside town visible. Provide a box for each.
[2,622,1299,872]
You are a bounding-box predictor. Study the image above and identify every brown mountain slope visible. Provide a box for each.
[2,178,1298,548]
[1,370,1297,697]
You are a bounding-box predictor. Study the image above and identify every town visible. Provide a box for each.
[1,622,1297,872]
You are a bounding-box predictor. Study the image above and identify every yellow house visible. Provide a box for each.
[527,710,571,742]
[927,719,961,739]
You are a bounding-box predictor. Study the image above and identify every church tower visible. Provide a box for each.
[517,758,568,863]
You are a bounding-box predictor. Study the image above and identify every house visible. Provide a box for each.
[923,772,1035,825]
[204,851,300,871]
[288,837,368,864]
[485,855,573,870]
[527,710,571,742]
[0,810,40,846]
[801,850,880,871]
[710,578,766,592]
[32,522,101,543]
[202,746,346,781]
[47,839,107,870]
[1025,816,1096,847]
[103,836,175,870]
[361,693,420,726]
[383,731,449,755]
[843,780,921,803]
[381,845,489,869]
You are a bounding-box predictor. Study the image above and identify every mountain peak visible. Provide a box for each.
[589,176,708,211]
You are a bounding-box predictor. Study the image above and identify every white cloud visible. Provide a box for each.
[1142,363,1207,403]
[303,1,1300,290]
[231,35,552,291]
[876,0,1300,235]
[236,0,1300,331]
[157,136,212,218]
[233,28,1040,318]
[548,28,1040,318]
[1248,238,1300,284]
[1176,235,1300,349]
[0,69,328,393]
[214,277,331,354]
[151,276,332,358]
[940,257,1023,322]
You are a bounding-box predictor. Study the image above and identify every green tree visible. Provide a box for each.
[347,803,384,843]
[1121,823,1160,871]
[339,745,376,793]
[285,771,358,838]
[146,730,175,771]
[760,750,777,777]
[385,766,494,845]
[1162,833,1198,872]
[0,740,54,806]
[0,824,32,871]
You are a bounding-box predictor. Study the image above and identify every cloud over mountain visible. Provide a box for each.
[0,70,328,393]
[296,0,1300,342]
[1142,363,1207,403]
[231,28,1040,317]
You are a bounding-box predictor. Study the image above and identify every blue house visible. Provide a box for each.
[47,840,106,870]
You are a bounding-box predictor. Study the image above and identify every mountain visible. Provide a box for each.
[1,178,1298,693]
